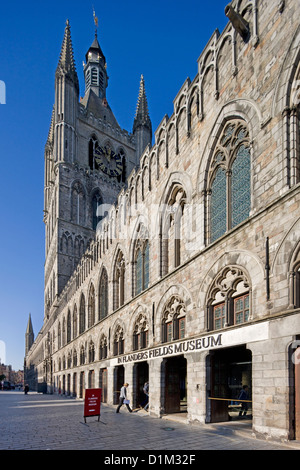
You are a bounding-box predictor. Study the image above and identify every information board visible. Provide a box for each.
[84,388,102,422]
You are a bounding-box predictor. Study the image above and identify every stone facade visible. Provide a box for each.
[25,0,300,442]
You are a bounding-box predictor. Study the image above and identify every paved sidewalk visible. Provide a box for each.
[0,391,299,452]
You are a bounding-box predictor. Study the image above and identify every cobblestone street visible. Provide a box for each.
[1,391,299,455]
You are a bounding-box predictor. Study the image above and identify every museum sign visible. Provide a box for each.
[113,322,270,366]
[117,334,222,365]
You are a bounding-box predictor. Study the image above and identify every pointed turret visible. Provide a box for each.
[133,75,152,161]
[54,20,78,161]
[56,19,79,93]
[25,314,34,355]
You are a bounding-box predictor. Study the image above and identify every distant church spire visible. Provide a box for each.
[56,19,79,93]
[133,75,151,130]
[133,75,152,159]
[25,313,34,355]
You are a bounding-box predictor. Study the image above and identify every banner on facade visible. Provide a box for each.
[84,388,102,422]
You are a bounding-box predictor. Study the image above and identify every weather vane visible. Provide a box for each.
[93,6,99,35]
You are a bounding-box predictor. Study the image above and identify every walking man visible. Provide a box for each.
[116,383,132,413]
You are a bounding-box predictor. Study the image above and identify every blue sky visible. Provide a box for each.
[0,0,228,371]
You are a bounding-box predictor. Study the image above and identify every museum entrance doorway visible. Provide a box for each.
[164,355,187,414]
[207,345,252,423]
[134,361,149,409]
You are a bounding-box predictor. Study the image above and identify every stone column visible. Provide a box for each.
[186,352,208,424]
[107,365,114,406]
[149,358,164,417]
[249,328,294,441]
[124,363,134,405]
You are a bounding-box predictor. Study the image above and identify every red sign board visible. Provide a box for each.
[84,388,102,422]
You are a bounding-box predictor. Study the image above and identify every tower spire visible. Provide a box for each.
[133,75,152,160]
[25,313,34,355]
[133,75,151,131]
[56,19,79,93]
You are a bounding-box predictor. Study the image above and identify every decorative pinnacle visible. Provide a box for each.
[56,20,79,91]
[134,74,150,123]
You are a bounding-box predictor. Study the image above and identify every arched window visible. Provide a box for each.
[73,305,78,339]
[207,267,251,331]
[79,294,86,334]
[114,251,125,310]
[88,284,95,328]
[161,185,186,276]
[113,325,124,356]
[99,268,108,320]
[117,148,127,184]
[289,246,300,309]
[161,296,186,343]
[289,62,300,185]
[89,136,100,170]
[58,322,61,349]
[67,310,71,343]
[80,345,86,365]
[62,318,66,346]
[71,182,86,226]
[74,236,84,260]
[134,239,150,296]
[88,341,95,363]
[67,352,72,368]
[52,330,55,353]
[133,314,149,351]
[99,335,108,359]
[208,121,251,244]
[92,190,103,230]
[73,349,78,367]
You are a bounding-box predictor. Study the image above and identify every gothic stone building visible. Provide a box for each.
[24,0,300,442]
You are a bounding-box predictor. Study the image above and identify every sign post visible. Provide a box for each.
[84,388,102,423]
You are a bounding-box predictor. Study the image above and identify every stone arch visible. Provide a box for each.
[155,284,194,341]
[70,180,86,225]
[98,264,109,320]
[129,304,150,351]
[272,25,300,116]
[111,319,126,355]
[198,250,264,323]
[197,99,262,193]
[272,216,300,309]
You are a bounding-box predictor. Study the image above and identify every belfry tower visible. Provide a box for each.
[42,19,152,322]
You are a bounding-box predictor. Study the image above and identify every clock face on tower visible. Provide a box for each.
[94,145,123,177]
